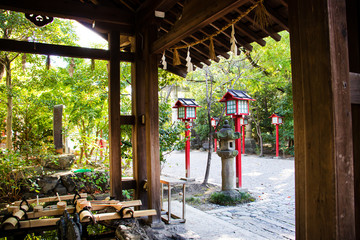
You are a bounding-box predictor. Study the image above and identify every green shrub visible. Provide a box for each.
[0,151,40,202]
[209,191,254,206]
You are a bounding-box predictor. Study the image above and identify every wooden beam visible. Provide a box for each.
[0,0,134,26]
[288,0,355,239]
[350,72,360,104]
[120,115,136,125]
[108,31,122,200]
[0,38,135,62]
[152,0,246,53]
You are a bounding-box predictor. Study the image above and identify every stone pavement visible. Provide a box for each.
[161,151,295,240]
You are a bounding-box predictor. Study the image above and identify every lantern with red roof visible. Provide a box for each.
[173,98,201,179]
[269,113,284,157]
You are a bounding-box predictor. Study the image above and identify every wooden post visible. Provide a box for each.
[288,0,355,238]
[132,32,148,208]
[108,31,122,200]
[133,21,161,224]
[346,0,360,236]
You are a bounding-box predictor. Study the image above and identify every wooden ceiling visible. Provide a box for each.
[0,0,289,77]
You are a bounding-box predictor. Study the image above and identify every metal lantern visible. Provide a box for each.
[173,98,200,121]
[239,116,248,126]
[173,98,201,179]
[270,113,284,125]
[219,89,255,117]
[269,113,284,157]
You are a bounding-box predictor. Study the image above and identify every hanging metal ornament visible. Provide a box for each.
[161,52,167,70]
[186,47,193,73]
[25,13,53,27]
[230,24,238,56]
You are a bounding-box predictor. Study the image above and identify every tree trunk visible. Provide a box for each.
[254,120,263,157]
[203,68,214,185]
[5,57,13,150]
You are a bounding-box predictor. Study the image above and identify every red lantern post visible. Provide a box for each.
[219,90,255,188]
[269,113,284,157]
[173,98,201,179]
[240,116,248,154]
[211,117,218,152]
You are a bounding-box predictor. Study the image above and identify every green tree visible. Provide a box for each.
[0,10,77,150]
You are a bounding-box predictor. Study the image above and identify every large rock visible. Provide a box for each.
[37,176,60,195]
[43,154,75,170]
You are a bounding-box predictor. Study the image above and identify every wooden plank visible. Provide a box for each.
[108,31,122,200]
[0,39,135,62]
[120,115,136,125]
[350,72,360,104]
[0,0,134,26]
[152,0,246,53]
[288,0,355,239]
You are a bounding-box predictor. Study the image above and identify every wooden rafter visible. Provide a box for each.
[152,0,247,54]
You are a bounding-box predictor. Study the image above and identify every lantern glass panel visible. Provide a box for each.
[227,100,236,114]
[279,118,283,124]
[244,119,248,125]
[187,107,196,118]
[240,118,244,125]
[238,100,248,114]
[178,107,185,118]
[211,119,216,127]
[272,117,278,124]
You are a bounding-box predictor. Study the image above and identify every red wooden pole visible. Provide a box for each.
[214,127,217,152]
[234,116,242,188]
[185,121,191,178]
[242,125,245,154]
[276,124,279,157]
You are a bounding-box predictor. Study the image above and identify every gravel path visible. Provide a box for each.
[162,150,295,240]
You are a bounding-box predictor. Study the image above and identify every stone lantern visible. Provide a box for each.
[215,120,241,192]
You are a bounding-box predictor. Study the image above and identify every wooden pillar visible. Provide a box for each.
[346,0,360,237]
[133,22,161,223]
[288,0,355,239]
[108,31,122,200]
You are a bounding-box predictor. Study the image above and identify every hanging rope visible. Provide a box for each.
[186,47,193,72]
[161,51,167,69]
[230,24,237,56]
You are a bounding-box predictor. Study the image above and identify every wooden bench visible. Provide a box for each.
[160,176,186,224]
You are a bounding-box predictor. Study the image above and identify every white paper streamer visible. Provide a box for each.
[230,24,237,56]
[186,47,193,72]
[161,52,167,70]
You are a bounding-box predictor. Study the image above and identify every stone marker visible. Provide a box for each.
[54,105,63,154]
